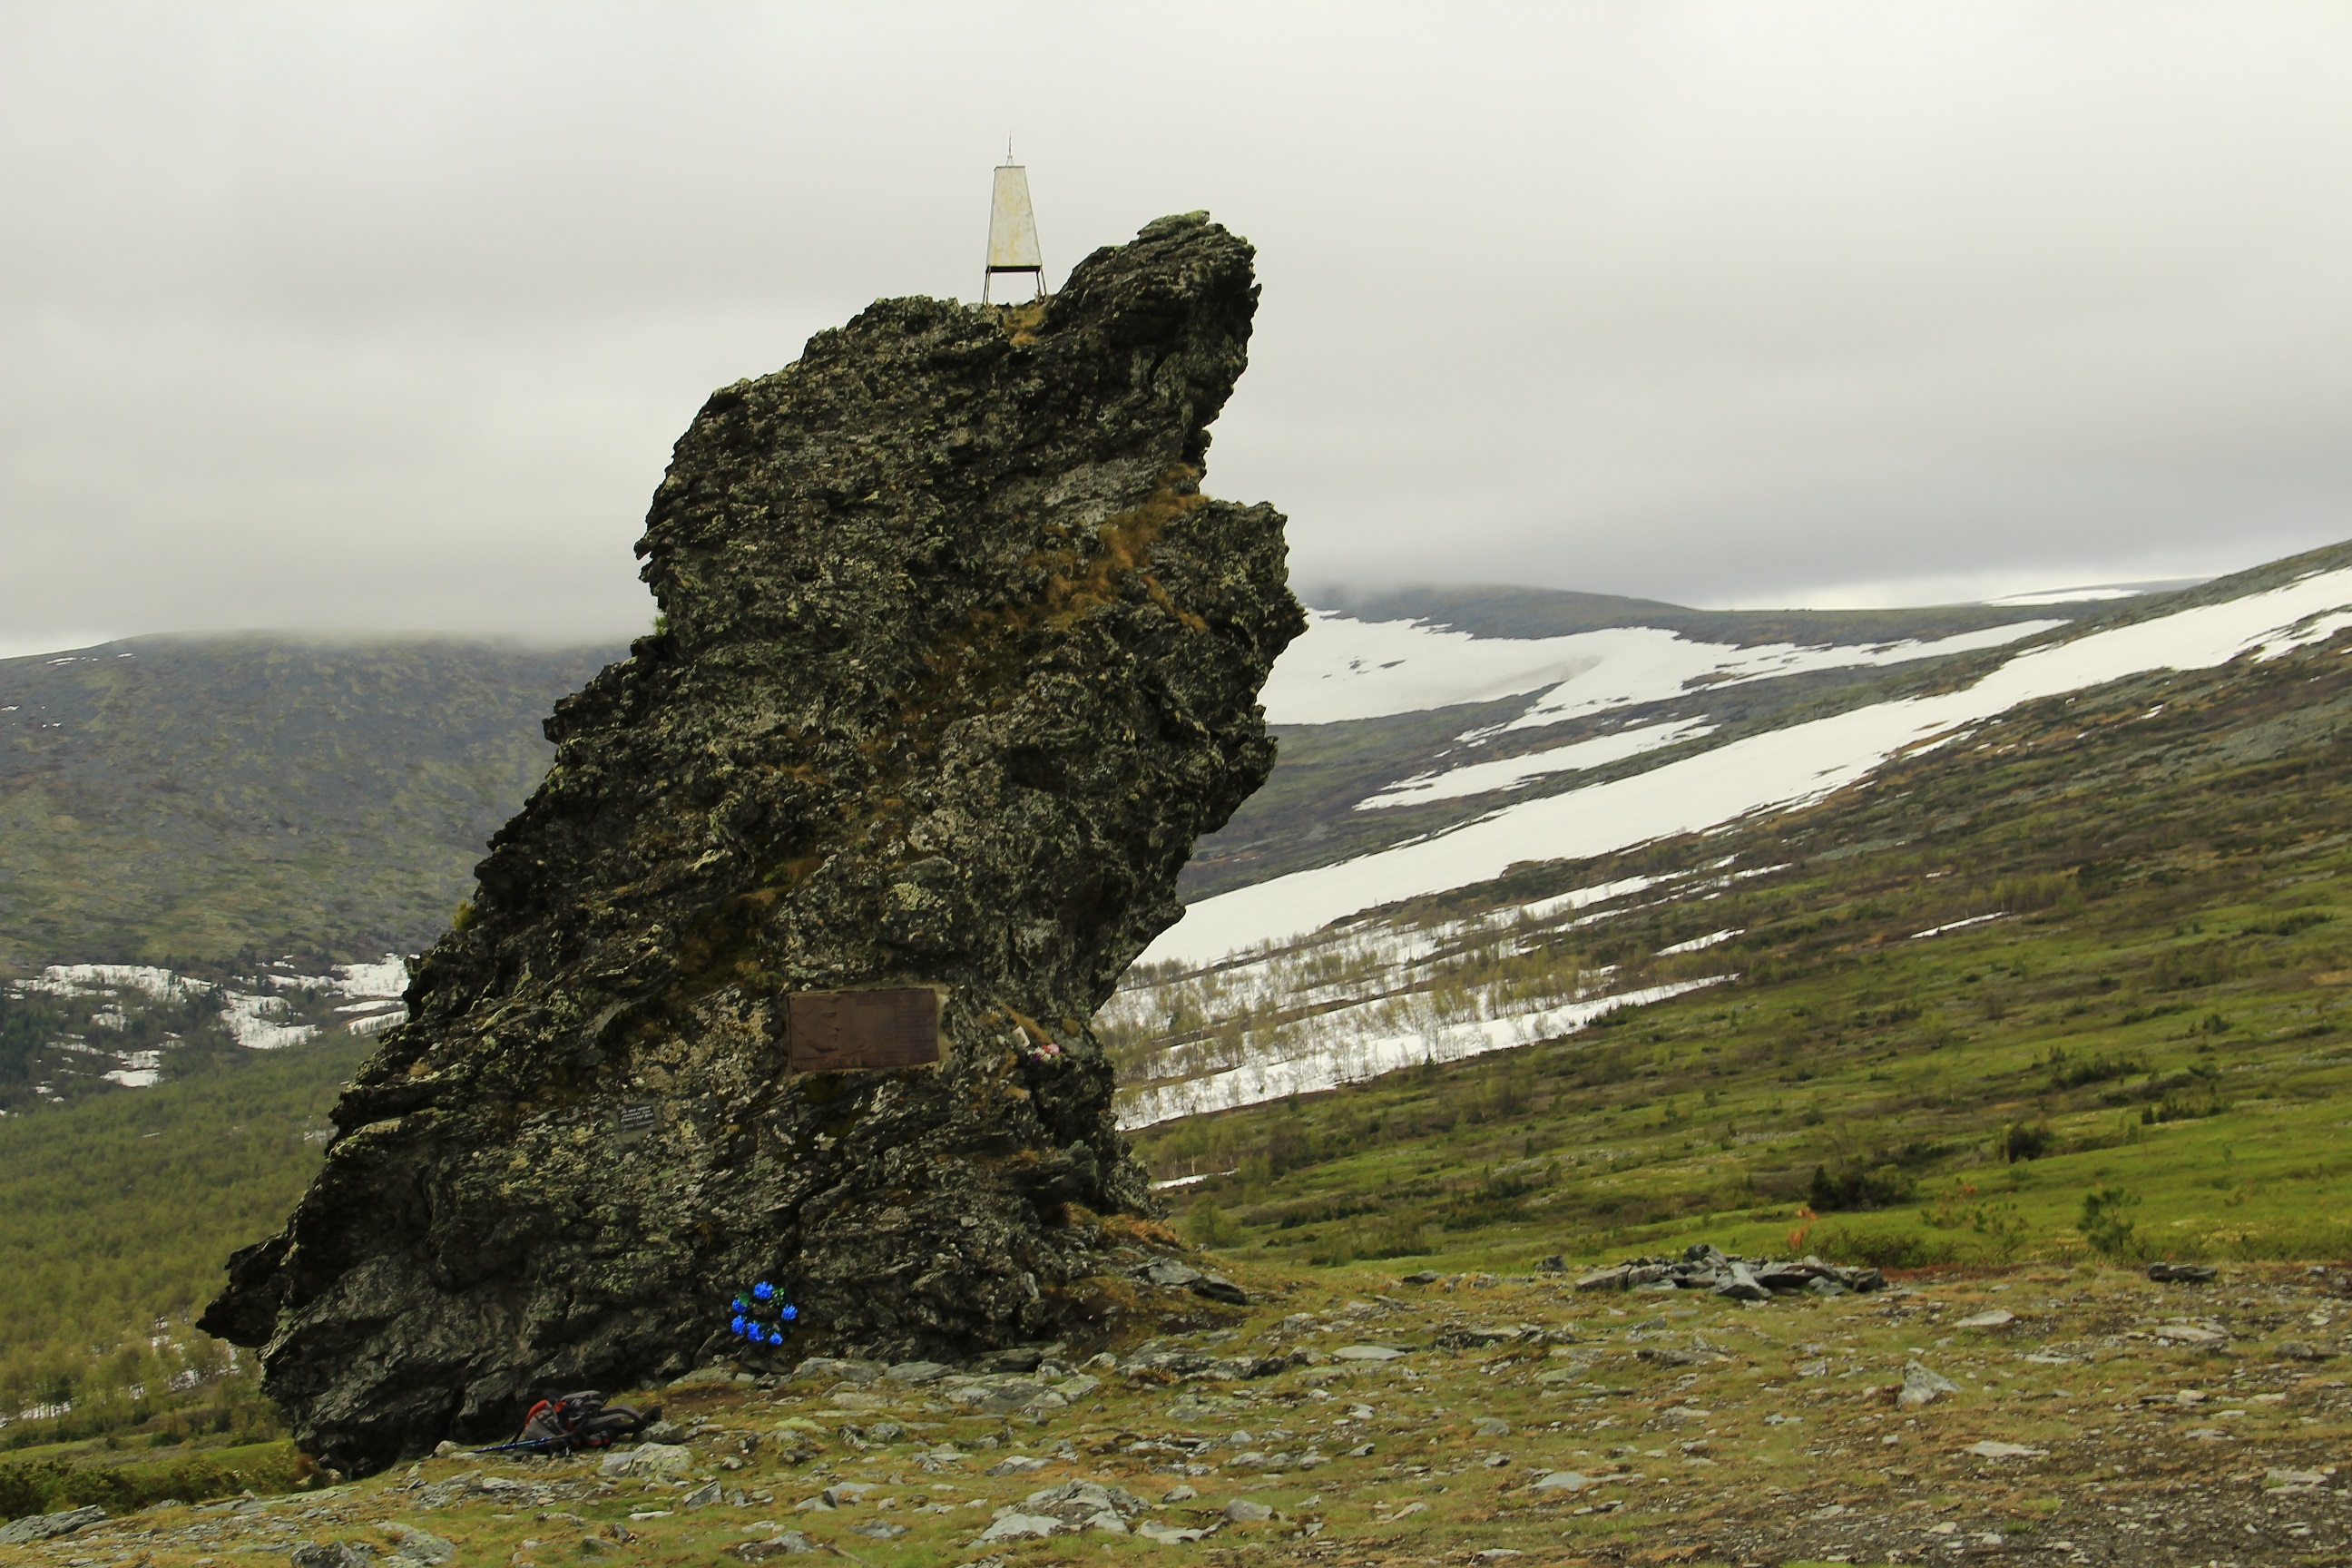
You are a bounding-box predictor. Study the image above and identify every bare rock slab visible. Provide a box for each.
[0,1507,106,1545]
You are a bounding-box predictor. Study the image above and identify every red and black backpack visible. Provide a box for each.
[515,1389,659,1453]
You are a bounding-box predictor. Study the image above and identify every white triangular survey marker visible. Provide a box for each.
[983,161,1044,303]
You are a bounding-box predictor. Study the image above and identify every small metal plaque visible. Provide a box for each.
[616,1100,662,1147]
[787,988,941,1073]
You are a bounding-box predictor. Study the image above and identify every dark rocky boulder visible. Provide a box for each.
[200,212,1302,1475]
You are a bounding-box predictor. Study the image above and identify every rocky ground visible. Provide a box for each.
[6,1257,2347,1567]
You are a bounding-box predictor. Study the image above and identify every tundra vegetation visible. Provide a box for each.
[15,579,2352,1564]
[1122,633,2352,1282]
[2,636,2351,1559]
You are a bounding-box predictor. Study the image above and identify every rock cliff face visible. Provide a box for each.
[200,213,1302,1475]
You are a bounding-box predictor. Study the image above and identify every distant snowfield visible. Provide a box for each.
[1984,577,2206,607]
[18,956,410,1087]
[1259,608,2064,727]
[1356,716,1719,810]
[1489,620,2065,735]
[1149,568,2352,966]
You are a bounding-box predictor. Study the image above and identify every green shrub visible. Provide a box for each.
[1919,1191,2032,1259]
[1305,1210,1432,1266]
[1808,1162,1917,1211]
[1183,1198,1239,1249]
[1437,1167,1543,1231]
[2200,1220,2352,1260]
[1811,1223,1963,1269]
[2003,1121,2055,1161]
[2148,942,2236,990]
[2042,1047,2147,1089]
[0,1463,47,1522]
[2242,909,2332,937]
[2081,1186,2142,1261]
[1360,1213,1432,1259]
[0,1441,307,1517]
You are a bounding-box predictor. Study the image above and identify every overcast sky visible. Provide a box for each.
[4,2,2349,652]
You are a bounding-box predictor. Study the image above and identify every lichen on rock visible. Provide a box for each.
[200,212,1303,1474]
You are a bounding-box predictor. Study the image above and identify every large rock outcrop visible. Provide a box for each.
[200,213,1302,1475]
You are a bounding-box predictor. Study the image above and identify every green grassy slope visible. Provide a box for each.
[0,635,620,969]
[1135,631,2352,1276]
[0,1037,362,1444]
[5,563,2347,1496]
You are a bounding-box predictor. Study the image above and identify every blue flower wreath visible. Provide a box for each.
[728,1281,799,1346]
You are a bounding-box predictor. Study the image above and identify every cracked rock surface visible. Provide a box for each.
[201,212,1301,1475]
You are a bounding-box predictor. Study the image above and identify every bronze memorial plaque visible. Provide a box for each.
[786,987,942,1073]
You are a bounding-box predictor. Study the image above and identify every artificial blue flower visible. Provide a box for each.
[780,1304,799,1321]
[768,1328,785,1345]
[752,1281,775,1301]
[730,1313,747,1333]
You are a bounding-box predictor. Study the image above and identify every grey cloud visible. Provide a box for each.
[3,1,2349,646]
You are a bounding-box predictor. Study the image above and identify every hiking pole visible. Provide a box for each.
[466,1436,567,1456]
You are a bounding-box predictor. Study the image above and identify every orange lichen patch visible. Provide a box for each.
[998,299,1048,347]
[1100,1212,1187,1249]
[1004,1006,1057,1048]
[938,467,1213,659]
[760,853,828,889]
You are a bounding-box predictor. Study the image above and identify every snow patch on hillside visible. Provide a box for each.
[102,1051,164,1088]
[1262,609,2063,727]
[1489,621,2064,735]
[328,957,408,999]
[1260,612,1606,724]
[1912,913,2009,940]
[1658,927,1742,956]
[1357,717,1719,810]
[220,992,318,1052]
[1150,567,2352,966]
[24,965,210,1003]
[1116,975,1729,1128]
[12,955,410,1086]
[1102,866,1751,1125]
[1518,873,1683,921]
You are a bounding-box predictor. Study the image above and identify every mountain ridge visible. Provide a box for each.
[0,633,622,970]
[1308,580,2125,645]
[1164,536,2352,958]
[0,584,2140,973]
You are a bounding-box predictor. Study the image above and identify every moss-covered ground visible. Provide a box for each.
[12,625,2352,1563]
[5,1259,2341,1566]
